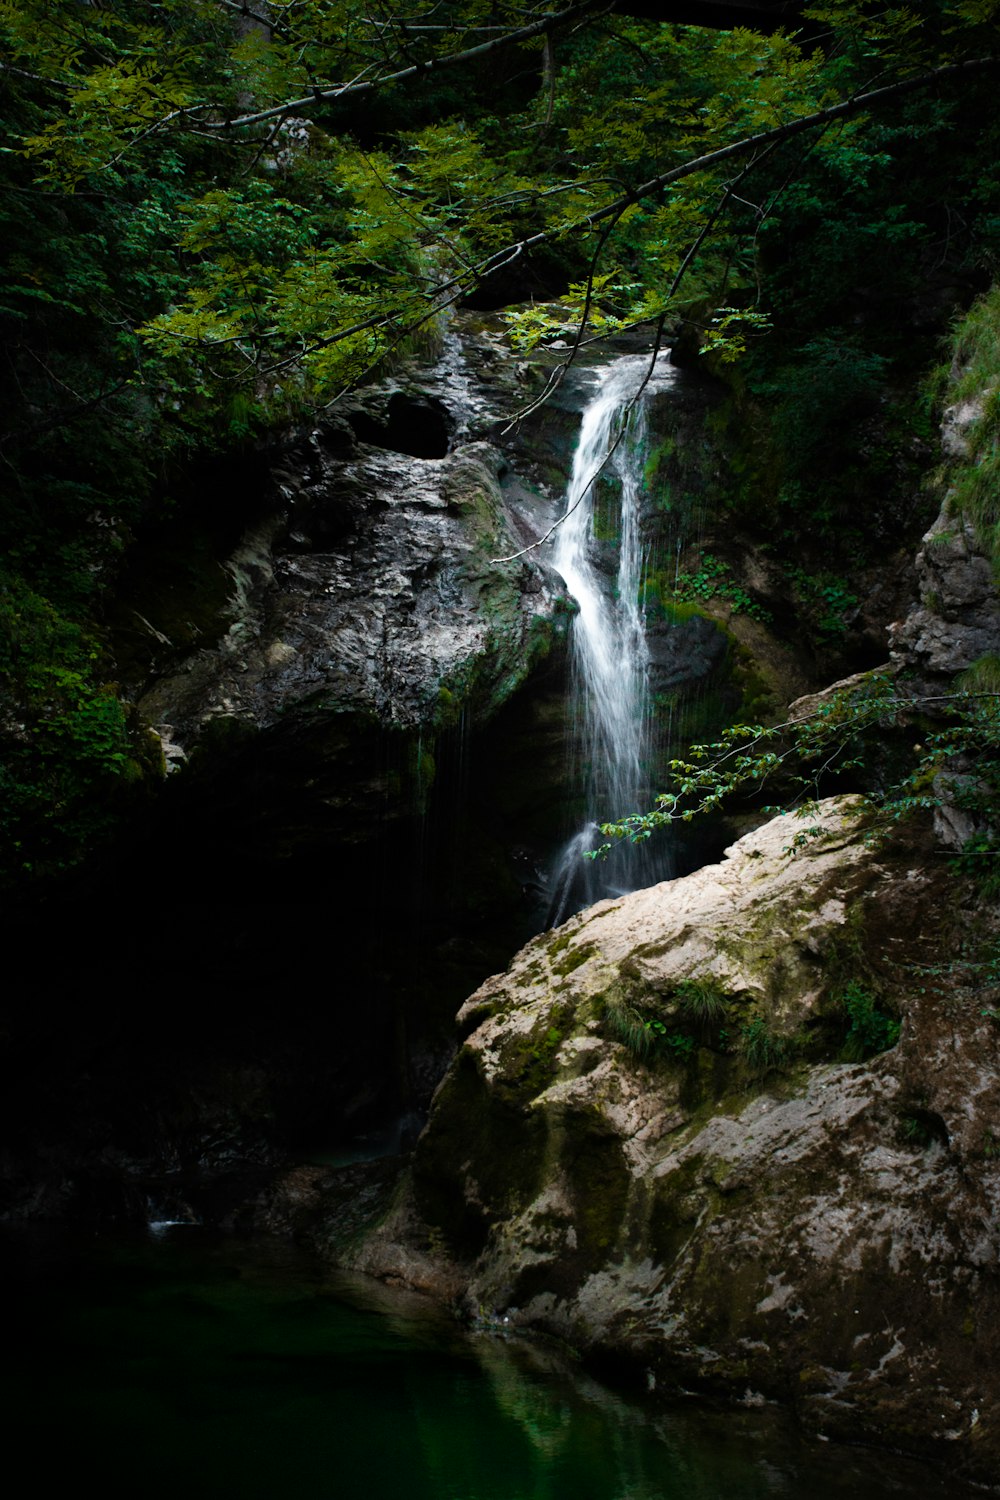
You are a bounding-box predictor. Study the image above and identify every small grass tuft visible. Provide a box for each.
[739,1017,788,1076]
[604,996,658,1057]
[675,977,729,1028]
[602,996,695,1063]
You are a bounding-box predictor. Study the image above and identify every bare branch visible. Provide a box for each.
[490,311,667,564]
[488,144,777,563]
[0,60,78,90]
[200,0,607,131]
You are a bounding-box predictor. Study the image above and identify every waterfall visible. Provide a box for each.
[547,353,672,925]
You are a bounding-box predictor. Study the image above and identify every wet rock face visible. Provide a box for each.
[138,321,570,757]
[646,611,727,695]
[140,435,561,751]
[350,798,1000,1483]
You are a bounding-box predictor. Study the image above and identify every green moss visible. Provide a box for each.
[551,940,597,977]
[433,605,555,729]
[495,1006,571,1102]
[568,1129,630,1266]
[413,1049,546,1257]
[658,598,702,626]
[729,642,778,723]
[648,1152,716,1268]
[435,684,459,728]
[643,434,677,493]
[591,484,621,543]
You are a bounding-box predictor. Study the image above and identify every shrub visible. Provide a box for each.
[840,980,900,1061]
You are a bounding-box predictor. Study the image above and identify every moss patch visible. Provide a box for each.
[413,1048,546,1258]
[551,940,598,977]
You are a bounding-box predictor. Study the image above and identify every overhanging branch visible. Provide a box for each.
[200,0,609,131]
[460,52,1000,290]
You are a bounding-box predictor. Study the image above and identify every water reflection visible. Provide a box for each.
[0,1225,965,1499]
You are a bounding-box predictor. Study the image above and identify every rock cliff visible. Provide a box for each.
[1,318,751,1223]
[889,383,1000,690]
[134,325,567,763]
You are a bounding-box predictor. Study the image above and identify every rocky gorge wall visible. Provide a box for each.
[337,795,999,1484]
[0,318,746,1221]
[294,348,1000,1485]
[5,305,998,1492]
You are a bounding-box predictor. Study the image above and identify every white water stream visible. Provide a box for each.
[547,353,673,925]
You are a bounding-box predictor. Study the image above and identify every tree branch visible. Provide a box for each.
[132,47,1000,447]
[199,0,608,131]
[461,52,1000,290]
[489,145,778,563]
[490,311,667,564]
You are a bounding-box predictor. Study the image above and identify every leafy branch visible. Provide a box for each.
[147,49,1000,404]
[589,676,1000,855]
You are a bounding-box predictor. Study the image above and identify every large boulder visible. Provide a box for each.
[349,797,1000,1483]
[139,436,561,752]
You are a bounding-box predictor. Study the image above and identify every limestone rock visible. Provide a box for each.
[351,797,1000,1482]
[889,508,1000,682]
[137,325,568,755]
[889,373,1000,685]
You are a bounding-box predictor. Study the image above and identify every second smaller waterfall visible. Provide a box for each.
[547,354,672,925]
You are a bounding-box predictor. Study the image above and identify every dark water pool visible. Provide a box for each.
[0,1225,964,1499]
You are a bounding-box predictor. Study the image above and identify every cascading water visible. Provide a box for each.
[547,353,673,926]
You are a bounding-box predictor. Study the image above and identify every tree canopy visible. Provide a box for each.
[1,0,999,881]
[3,0,999,428]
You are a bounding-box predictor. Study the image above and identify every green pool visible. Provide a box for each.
[1,1225,963,1499]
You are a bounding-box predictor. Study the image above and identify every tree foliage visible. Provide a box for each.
[1,0,1000,880]
[592,672,1000,885]
[3,0,998,419]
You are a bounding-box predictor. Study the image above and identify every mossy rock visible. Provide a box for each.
[413,1048,547,1258]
